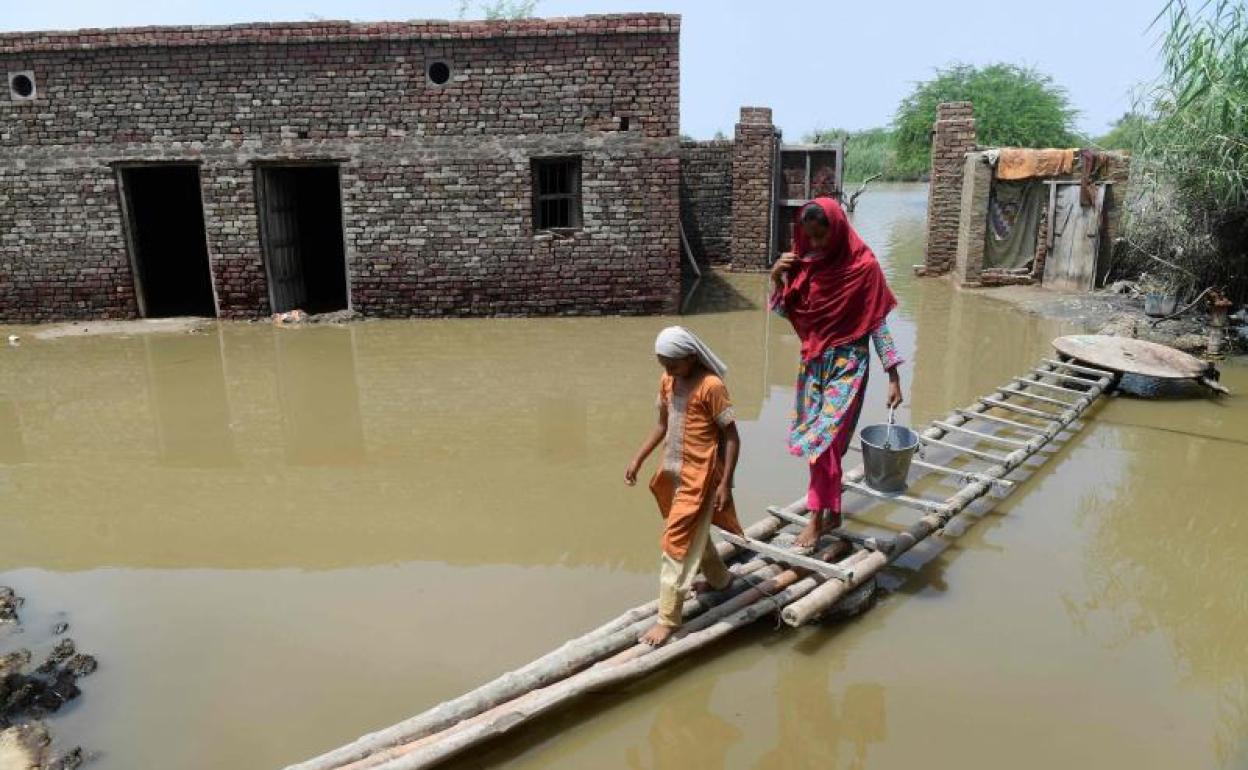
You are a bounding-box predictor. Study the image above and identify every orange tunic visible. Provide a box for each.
[649,372,744,560]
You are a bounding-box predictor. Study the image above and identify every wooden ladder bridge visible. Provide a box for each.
[287,356,1117,770]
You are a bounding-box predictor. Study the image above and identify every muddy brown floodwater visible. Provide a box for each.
[1,184,1246,770]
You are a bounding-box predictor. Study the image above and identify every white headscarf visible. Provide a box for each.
[654,326,728,379]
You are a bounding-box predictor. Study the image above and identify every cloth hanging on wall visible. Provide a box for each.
[984,180,1045,269]
[995,148,1076,180]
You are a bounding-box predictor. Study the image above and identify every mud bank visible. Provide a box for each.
[1,588,95,770]
[966,283,1247,358]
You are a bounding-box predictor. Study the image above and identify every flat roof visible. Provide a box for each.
[0,13,679,55]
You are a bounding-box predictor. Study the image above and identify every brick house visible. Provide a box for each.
[1,15,688,321]
[1,15,840,322]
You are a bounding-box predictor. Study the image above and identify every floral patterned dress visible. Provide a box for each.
[772,294,903,459]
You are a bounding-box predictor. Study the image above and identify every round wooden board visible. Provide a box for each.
[1053,335,1209,380]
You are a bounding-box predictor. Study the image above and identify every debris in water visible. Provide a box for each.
[5,335,18,347]
[51,623,68,637]
[272,309,309,325]
[0,587,94,769]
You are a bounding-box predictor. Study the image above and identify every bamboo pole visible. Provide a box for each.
[931,420,1028,448]
[1009,376,1087,396]
[781,364,1111,626]
[953,408,1048,435]
[995,387,1075,409]
[346,542,859,770]
[842,479,952,516]
[919,435,1010,464]
[977,397,1062,421]
[1040,358,1113,378]
[286,511,794,770]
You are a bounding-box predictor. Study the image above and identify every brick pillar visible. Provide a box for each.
[730,106,778,271]
[953,152,992,286]
[921,101,977,276]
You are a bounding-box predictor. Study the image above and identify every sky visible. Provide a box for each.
[3,1,1166,139]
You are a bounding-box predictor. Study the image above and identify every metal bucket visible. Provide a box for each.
[860,423,920,493]
[1144,293,1179,318]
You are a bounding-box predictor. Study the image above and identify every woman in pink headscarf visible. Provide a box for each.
[771,198,905,550]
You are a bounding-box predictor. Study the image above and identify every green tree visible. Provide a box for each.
[809,126,901,182]
[892,63,1079,177]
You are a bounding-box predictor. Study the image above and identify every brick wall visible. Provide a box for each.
[921,101,976,275]
[0,15,681,321]
[730,107,778,271]
[678,140,733,266]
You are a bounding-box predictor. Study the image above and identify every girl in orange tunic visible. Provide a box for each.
[625,326,744,647]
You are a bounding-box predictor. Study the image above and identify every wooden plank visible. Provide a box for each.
[995,387,1078,409]
[1041,357,1114,378]
[714,528,853,582]
[932,420,1028,448]
[842,479,952,516]
[953,409,1048,435]
[919,435,1010,464]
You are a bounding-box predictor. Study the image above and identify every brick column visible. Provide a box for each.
[921,101,976,276]
[730,106,778,271]
[953,152,993,286]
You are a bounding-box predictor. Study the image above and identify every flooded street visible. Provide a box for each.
[2,184,1246,769]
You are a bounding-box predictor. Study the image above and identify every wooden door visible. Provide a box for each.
[259,168,307,313]
[1043,183,1106,292]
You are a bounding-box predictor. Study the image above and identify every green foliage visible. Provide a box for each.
[808,127,907,182]
[458,0,539,19]
[892,63,1079,177]
[1119,0,1248,300]
[1094,112,1152,151]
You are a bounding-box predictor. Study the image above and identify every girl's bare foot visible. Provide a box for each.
[794,510,824,549]
[640,623,675,647]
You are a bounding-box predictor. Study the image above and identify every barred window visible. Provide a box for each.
[532,158,582,231]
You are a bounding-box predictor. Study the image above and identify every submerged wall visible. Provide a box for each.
[0,16,682,321]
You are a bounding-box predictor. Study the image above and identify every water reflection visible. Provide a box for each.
[144,333,238,468]
[0,398,25,464]
[756,654,887,770]
[273,327,366,466]
[624,679,743,770]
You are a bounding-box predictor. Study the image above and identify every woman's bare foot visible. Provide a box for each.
[794,510,825,549]
[640,623,675,647]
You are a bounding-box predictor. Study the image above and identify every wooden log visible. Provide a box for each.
[781,365,1112,626]
[348,543,858,770]
[919,435,1009,464]
[286,513,792,770]
[953,409,1048,435]
[931,420,1028,448]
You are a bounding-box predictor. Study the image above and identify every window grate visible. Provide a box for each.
[532,158,582,231]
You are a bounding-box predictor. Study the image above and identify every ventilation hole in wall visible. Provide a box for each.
[9,72,36,101]
[619,117,630,131]
[428,62,451,86]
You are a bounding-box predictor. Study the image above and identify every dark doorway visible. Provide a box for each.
[119,165,217,318]
[256,165,349,314]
